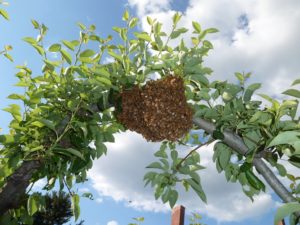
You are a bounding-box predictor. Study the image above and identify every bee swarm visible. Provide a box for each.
[116,76,193,141]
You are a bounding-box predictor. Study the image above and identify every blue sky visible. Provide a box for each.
[1,0,300,225]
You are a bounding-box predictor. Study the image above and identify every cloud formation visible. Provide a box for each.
[132,0,300,96]
[107,220,119,225]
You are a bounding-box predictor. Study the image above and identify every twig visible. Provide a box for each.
[176,139,214,170]
[63,176,73,197]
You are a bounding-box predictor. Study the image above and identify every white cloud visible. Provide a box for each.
[88,131,169,213]
[28,178,47,192]
[79,187,90,193]
[128,0,300,96]
[128,0,171,17]
[95,197,103,204]
[107,220,119,225]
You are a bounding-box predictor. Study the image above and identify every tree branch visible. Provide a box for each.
[0,103,102,216]
[176,139,214,170]
[0,160,42,215]
[192,117,300,218]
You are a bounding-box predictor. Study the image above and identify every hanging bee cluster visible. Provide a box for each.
[116,75,193,141]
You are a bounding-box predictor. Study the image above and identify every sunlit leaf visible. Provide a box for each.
[62,40,75,51]
[60,49,72,64]
[71,194,80,221]
[27,196,37,216]
[282,89,300,98]
[274,202,300,225]
[192,21,201,33]
[0,9,9,20]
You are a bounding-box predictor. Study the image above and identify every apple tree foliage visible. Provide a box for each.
[0,6,300,225]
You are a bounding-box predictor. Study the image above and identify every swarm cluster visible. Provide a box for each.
[116,75,193,141]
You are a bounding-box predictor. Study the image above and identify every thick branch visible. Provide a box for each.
[0,160,42,215]
[193,117,300,218]
[0,103,102,216]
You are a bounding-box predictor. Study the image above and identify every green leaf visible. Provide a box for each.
[292,79,300,86]
[79,49,95,57]
[27,196,38,216]
[218,144,232,170]
[38,118,56,131]
[54,147,85,161]
[77,22,86,30]
[95,133,107,157]
[129,17,138,28]
[60,49,72,64]
[170,28,188,39]
[205,28,219,33]
[133,217,145,222]
[96,77,112,86]
[186,178,207,203]
[32,44,45,56]
[173,12,181,25]
[4,44,12,51]
[23,37,37,44]
[3,104,22,121]
[7,93,25,100]
[4,53,13,62]
[235,72,244,82]
[122,10,129,21]
[267,131,300,152]
[0,134,15,144]
[82,192,93,200]
[108,50,122,62]
[282,89,300,98]
[274,202,300,225]
[191,74,209,87]
[49,43,61,52]
[245,170,265,191]
[62,40,75,51]
[244,83,261,101]
[31,19,39,29]
[71,194,80,221]
[212,130,224,140]
[147,16,153,25]
[0,9,9,20]
[146,162,163,170]
[276,163,287,177]
[134,32,152,42]
[169,190,178,208]
[192,21,201,33]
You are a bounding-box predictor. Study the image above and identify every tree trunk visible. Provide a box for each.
[0,160,42,215]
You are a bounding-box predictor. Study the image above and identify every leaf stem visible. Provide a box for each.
[176,139,214,170]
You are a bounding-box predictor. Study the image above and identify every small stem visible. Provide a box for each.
[74,35,84,65]
[63,176,73,197]
[176,139,214,170]
[49,99,82,151]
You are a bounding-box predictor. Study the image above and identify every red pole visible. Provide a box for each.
[171,205,185,225]
[170,205,284,225]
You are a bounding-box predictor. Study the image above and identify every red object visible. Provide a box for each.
[171,205,185,225]
[171,205,285,225]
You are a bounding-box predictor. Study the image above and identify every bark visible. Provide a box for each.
[0,103,101,215]
[0,160,42,215]
[193,117,300,218]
